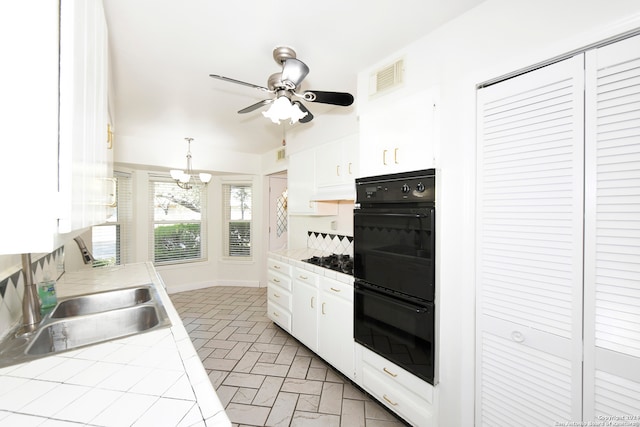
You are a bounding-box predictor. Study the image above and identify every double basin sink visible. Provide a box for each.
[0,285,172,367]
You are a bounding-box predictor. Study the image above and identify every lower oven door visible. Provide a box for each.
[354,280,435,384]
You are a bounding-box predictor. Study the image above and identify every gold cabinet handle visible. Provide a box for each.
[383,367,398,377]
[322,302,326,315]
[330,287,341,293]
[273,265,281,269]
[311,296,315,309]
[273,278,280,283]
[274,293,280,298]
[383,149,388,165]
[273,311,279,317]
[336,165,340,176]
[394,148,399,164]
[348,162,352,174]
[299,275,308,280]
[383,394,398,406]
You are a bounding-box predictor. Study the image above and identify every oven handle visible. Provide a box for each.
[355,281,432,313]
[354,212,429,219]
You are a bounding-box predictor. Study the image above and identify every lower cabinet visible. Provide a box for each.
[267,258,293,332]
[292,268,319,351]
[291,266,356,381]
[357,343,435,427]
[317,277,354,380]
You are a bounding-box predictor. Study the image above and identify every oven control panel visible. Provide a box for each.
[356,169,435,203]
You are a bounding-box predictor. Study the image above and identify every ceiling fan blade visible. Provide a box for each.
[238,99,273,114]
[281,58,309,89]
[303,90,354,106]
[209,74,271,92]
[294,101,314,123]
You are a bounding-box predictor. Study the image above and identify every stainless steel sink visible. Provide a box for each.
[0,285,171,367]
[51,286,152,318]
[28,305,163,355]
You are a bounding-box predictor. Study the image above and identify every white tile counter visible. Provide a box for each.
[0,262,231,427]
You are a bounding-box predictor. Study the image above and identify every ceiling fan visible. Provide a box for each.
[209,46,354,125]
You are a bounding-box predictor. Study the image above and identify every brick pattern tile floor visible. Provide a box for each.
[170,286,408,427]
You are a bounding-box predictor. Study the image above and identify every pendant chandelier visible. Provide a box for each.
[170,137,212,190]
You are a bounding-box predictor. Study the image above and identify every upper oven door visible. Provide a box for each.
[354,205,435,302]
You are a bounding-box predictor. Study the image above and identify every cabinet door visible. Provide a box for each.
[359,89,437,177]
[476,55,585,424]
[292,279,318,352]
[583,33,640,418]
[58,0,110,233]
[315,140,343,187]
[318,278,354,379]
[0,1,60,254]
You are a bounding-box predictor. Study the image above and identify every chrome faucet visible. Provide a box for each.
[19,253,41,335]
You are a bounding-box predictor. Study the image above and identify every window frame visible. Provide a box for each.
[149,175,208,266]
[222,182,253,260]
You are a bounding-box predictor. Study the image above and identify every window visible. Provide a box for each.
[223,183,252,258]
[149,177,207,264]
[91,172,132,267]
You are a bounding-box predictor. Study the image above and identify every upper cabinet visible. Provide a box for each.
[58,0,111,233]
[287,150,338,216]
[359,88,438,177]
[314,134,359,200]
[0,0,111,254]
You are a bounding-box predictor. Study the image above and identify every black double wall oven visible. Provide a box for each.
[354,169,436,384]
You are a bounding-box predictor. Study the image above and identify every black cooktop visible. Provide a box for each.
[303,253,354,275]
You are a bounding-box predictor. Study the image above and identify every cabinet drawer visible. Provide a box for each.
[293,267,319,287]
[362,346,433,403]
[268,270,292,292]
[267,258,292,276]
[321,277,353,303]
[267,301,291,332]
[362,364,433,427]
[268,286,292,311]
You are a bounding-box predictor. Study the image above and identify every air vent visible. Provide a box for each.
[276,148,286,161]
[370,59,404,97]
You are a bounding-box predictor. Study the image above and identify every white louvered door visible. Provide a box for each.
[476,55,585,425]
[584,33,640,417]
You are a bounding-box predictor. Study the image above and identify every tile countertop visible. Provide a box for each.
[0,262,231,427]
[268,249,354,284]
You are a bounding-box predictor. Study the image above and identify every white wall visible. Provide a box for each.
[356,1,640,425]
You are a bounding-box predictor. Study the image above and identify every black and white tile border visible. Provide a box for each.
[306,231,353,256]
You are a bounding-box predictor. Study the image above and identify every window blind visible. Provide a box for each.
[92,171,132,266]
[149,176,207,264]
[223,183,252,258]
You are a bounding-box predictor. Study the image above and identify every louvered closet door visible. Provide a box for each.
[584,33,640,418]
[476,55,585,425]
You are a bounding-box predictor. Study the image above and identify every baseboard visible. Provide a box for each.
[167,280,262,295]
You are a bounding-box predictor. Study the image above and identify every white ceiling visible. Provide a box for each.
[103,0,485,155]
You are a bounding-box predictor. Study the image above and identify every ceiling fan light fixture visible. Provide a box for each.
[262,95,308,125]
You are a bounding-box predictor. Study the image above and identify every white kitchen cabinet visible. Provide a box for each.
[359,88,438,177]
[290,266,355,379]
[267,258,293,332]
[317,277,355,380]
[0,0,111,255]
[291,267,319,351]
[287,150,338,215]
[58,0,111,233]
[356,343,434,426]
[314,134,359,200]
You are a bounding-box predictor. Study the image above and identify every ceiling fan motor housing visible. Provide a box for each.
[272,46,297,65]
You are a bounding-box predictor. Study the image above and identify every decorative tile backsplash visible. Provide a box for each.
[0,247,64,340]
[307,231,353,256]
